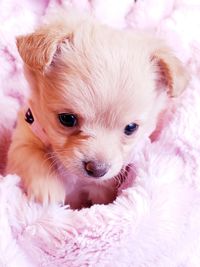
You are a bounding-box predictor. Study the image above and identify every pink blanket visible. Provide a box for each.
[1,1,200,266]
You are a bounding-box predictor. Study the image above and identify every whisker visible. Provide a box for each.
[113,164,136,188]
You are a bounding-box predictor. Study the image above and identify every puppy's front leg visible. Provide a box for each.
[7,112,65,205]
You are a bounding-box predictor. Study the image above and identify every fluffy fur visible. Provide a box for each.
[6,10,188,208]
[1,0,200,266]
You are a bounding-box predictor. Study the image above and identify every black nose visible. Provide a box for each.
[84,161,109,178]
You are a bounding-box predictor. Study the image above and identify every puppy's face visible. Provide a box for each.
[17,16,189,181]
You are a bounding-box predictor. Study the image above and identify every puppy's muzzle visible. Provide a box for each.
[84,161,109,178]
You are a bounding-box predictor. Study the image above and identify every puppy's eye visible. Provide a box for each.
[124,123,139,135]
[58,113,77,127]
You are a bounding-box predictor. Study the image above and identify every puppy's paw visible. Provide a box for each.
[26,175,65,205]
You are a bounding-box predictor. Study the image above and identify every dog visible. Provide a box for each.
[6,11,189,209]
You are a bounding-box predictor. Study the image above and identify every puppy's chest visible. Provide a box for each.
[63,177,117,209]
[64,181,94,209]
[54,165,114,209]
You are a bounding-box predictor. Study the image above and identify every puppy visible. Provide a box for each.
[6,12,189,209]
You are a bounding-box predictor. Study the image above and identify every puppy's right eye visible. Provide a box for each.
[124,123,139,135]
[58,113,77,127]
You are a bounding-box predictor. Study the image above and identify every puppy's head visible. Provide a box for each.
[17,14,189,181]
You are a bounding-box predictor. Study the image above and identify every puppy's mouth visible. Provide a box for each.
[48,148,127,181]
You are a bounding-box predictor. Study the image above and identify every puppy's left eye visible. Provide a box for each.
[124,123,139,135]
[58,113,77,127]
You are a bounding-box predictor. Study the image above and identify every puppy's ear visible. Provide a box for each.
[16,28,73,72]
[152,47,189,97]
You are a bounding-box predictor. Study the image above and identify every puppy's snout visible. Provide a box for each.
[84,161,109,178]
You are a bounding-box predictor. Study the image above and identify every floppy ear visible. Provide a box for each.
[16,28,72,73]
[152,47,189,97]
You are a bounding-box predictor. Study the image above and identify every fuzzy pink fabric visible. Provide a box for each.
[1,1,200,266]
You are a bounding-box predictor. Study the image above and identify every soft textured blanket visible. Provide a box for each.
[1,0,200,266]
